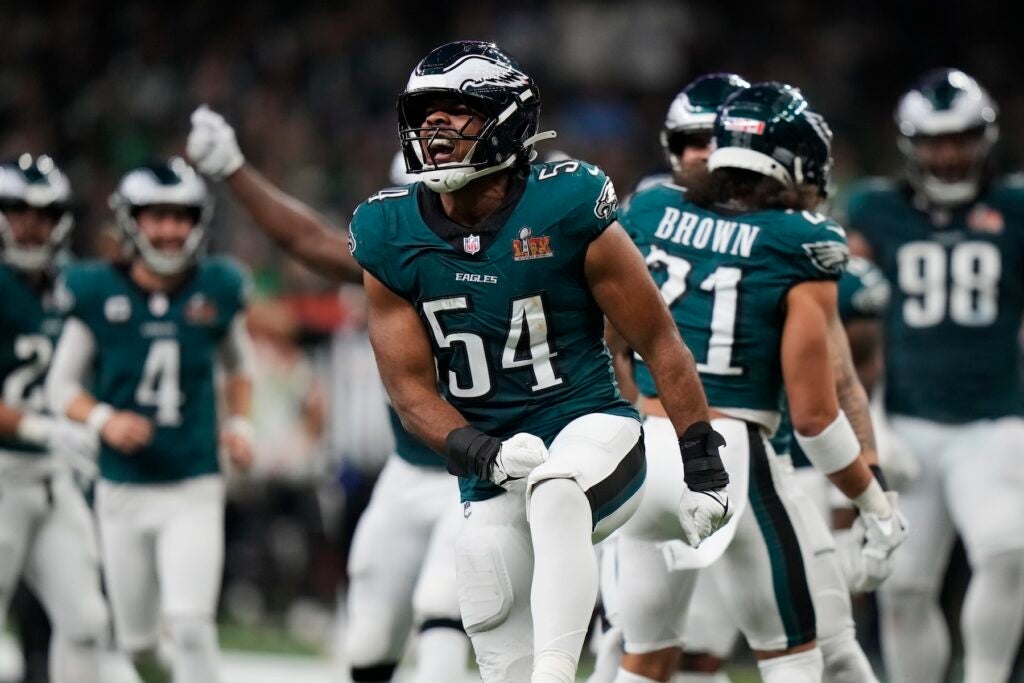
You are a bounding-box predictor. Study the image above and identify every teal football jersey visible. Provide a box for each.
[63,258,247,483]
[771,256,890,463]
[388,405,445,469]
[0,265,65,455]
[349,161,637,502]
[846,177,1024,422]
[622,182,848,416]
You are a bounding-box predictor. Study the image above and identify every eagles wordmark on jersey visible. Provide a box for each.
[61,256,247,483]
[350,160,637,502]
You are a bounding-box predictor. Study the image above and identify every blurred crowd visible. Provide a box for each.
[2,0,1023,671]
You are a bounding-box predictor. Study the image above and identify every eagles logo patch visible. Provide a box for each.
[802,241,849,275]
[347,227,357,255]
[594,177,618,220]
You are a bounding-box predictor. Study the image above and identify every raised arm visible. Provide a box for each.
[187,106,362,283]
[586,223,709,433]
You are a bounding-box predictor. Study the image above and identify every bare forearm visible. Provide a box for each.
[223,374,252,417]
[65,392,98,422]
[825,457,874,500]
[389,387,468,454]
[227,165,361,283]
[0,403,23,437]
[641,329,710,434]
[830,320,878,463]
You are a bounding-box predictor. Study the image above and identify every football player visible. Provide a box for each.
[46,159,254,683]
[0,155,112,683]
[846,68,1024,683]
[188,112,473,681]
[605,83,906,683]
[193,40,732,683]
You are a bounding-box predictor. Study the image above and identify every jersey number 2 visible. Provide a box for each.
[136,339,183,426]
[422,295,563,399]
[3,335,52,412]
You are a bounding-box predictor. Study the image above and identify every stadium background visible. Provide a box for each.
[1,1,1022,680]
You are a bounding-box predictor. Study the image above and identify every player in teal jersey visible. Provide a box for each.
[192,40,731,683]
[46,159,254,683]
[846,69,1024,683]
[605,83,906,683]
[189,109,472,681]
[0,155,114,683]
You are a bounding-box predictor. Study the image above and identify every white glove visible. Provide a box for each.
[17,413,100,477]
[839,492,908,593]
[187,105,245,180]
[490,433,549,489]
[677,485,733,548]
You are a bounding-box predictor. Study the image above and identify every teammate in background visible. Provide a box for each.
[46,159,254,683]
[605,82,906,683]
[189,97,474,681]
[192,40,731,682]
[0,155,112,683]
[847,68,1024,683]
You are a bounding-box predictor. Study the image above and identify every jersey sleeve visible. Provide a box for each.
[783,212,850,283]
[841,179,893,254]
[348,198,400,294]
[204,256,251,333]
[57,262,104,330]
[838,256,890,321]
[559,162,620,243]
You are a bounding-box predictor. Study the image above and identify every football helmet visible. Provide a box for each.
[708,82,833,197]
[397,40,556,193]
[896,68,998,205]
[0,154,73,272]
[110,158,212,276]
[661,73,750,172]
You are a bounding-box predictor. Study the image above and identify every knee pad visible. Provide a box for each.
[454,530,516,636]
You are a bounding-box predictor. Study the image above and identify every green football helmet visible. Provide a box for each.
[661,73,750,172]
[708,82,833,196]
[109,158,212,276]
[397,40,556,193]
[896,68,998,205]
[0,154,73,273]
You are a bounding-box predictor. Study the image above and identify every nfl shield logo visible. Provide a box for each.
[463,234,481,254]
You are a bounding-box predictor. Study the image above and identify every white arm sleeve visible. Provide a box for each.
[46,316,97,416]
[217,312,254,375]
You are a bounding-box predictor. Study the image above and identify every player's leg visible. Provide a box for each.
[606,416,697,683]
[783,466,876,683]
[0,474,40,632]
[156,476,225,683]
[675,570,738,683]
[588,537,625,683]
[875,416,956,683]
[22,473,109,683]
[410,488,470,683]
[708,424,821,683]
[946,417,1024,683]
[528,413,645,683]
[345,455,434,680]
[455,488,535,682]
[95,481,163,677]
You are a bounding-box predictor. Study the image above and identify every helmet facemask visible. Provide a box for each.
[0,155,74,273]
[898,125,998,206]
[0,203,73,273]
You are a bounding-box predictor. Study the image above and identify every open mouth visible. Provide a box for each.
[426,136,458,165]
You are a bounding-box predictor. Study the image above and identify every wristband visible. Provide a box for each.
[679,421,729,492]
[852,478,892,517]
[223,415,254,442]
[444,425,500,480]
[794,411,860,475]
[16,413,51,446]
[86,403,115,432]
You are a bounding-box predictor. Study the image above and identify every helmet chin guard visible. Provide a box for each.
[0,154,74,273]
[420,131,556,193]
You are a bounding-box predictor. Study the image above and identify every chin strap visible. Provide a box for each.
[423,130,558,193]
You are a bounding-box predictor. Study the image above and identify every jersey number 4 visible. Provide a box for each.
[422,294,563,399]
[646,246,743,375]
[898,241,1000,328]
[136,339,184,426]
